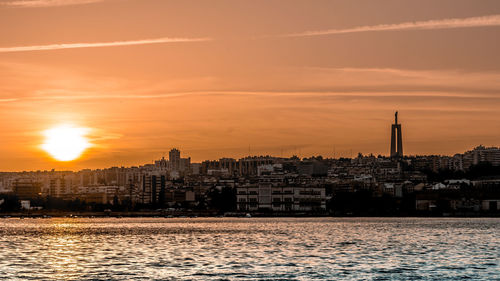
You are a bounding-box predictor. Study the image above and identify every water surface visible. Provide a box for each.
[0,217,498,280]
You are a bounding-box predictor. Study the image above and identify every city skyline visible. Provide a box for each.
[1,109,500,172]
[3,142,500,173]
[1,109,498,172]
[1,0,500,171]
[1,2,499,280]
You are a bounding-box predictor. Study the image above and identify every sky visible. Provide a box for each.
[1,0,500,171]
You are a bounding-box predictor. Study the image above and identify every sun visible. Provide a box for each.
[41,125,91,161]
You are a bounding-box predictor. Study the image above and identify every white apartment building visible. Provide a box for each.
[237,184,326,212]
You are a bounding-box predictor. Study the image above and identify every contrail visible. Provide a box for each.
[0,37,212,53]
[285,14,500,37]
[2,0,105,7]
[0,98,18,102]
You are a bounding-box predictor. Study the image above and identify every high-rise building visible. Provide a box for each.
[390,111,403,158]
[141,173,167,205]
[169,148,181,171]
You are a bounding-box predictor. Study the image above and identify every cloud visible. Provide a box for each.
[2,0,106,7]
[284,14,500,37]
[0,37,212,53]
[3,62,500,104]
[0,98,18,102]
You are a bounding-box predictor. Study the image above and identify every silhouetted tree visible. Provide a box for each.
[467,162,500,179]
[207,186,236,212]
[0,194,20,212]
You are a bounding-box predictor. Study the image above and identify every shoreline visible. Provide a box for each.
[1,211,499,218]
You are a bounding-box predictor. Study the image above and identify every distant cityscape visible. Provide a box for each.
[1,113,499,216]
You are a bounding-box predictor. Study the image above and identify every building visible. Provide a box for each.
[169,148,181,171]
[167,148,191,173]
[298,162,327,176]
[239,156,276,176]
[482,200,500,212]
[220,158,239,176]
[48,175,75,199]
[463,145,500,169]
[390,111,403,158]
[236,184,326,212]
[140,173,167,204]
[164,189,196,206]
[78,186,126,205]
[13,178,42,200]
[155,157,168,170]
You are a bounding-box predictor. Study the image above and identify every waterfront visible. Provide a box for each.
[0,218,498,280]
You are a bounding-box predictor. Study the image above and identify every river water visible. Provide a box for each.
[0,217,498,280]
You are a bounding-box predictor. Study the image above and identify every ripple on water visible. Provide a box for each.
[0,217,499,280]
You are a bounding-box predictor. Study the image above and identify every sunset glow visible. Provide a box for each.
[41,125,91,161]
[0,0,500,171]
[1,2,500,279]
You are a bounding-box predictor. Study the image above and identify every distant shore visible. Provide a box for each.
[1,211,499,218]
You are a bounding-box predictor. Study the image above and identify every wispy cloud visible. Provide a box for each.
[21,91,500,102]
[2,0,106,7]
[0,98,18,102]
[285,14,500,37]
[0,37,212,53]
[3,61,500,104]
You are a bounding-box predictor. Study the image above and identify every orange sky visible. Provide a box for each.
[1,0,500,171]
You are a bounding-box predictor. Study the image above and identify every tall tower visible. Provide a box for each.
[169,148,181,171]
[390,111,403,158]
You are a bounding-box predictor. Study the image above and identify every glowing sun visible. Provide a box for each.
[42,125,91,161]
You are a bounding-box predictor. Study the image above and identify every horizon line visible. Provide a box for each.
[3,146,497,173]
